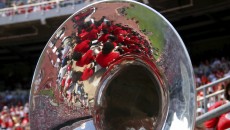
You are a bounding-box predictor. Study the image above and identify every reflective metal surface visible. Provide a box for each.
[29,0,196,129]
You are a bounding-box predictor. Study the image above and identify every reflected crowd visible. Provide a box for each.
[47,7,153,109]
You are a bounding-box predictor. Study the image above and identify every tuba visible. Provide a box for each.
[29,0,196,129]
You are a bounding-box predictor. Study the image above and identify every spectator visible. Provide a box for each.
[96,41,120,68]
[204,83,230,130]
[0,101,29,129]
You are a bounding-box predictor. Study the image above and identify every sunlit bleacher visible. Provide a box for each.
[0,0,99,25]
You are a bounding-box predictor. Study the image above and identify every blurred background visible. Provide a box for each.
[0,0,229,129]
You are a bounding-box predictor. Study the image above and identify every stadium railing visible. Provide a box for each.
[196,102,230,126]
[0,0,99,25]
[196,76,230,126]
[196,76,230,112]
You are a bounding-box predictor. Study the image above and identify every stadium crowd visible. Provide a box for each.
[0,0,87,17]
[0,0,85,9]
[0,91,29,129]
[0,0,54,9]
[195,57,230,114]
[0,0,90,9]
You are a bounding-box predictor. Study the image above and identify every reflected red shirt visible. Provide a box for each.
[113,27,128,36]
[79,31,89,41]
[115,35,125,43]
[61,77,66,87]
[87,28,98,40]
[76,50,95,67]
[81,68,94,81]
[98,33,110,43]
[67,64,72,71]
[96,51,120,68]
[74,40,91,53]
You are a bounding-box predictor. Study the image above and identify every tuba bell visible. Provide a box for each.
[29,0,196,129]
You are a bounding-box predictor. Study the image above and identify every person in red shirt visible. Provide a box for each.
[96,42,120,68]
[64,73,72,94]
[80,67,94,81]
[204,83,230,130]
[107,35,118,47]
[115,34,125,43]
[72,50,95,67]
[79,30,89,41]
[86,26,99,41]
[113,25,128,36]
[97,28,110,43]
[73,40,91,54]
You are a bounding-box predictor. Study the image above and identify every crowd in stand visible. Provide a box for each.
[0,0,86,17]
[0,0,86,8]
[0,0,53,9]
[0,90,29,129]
[195,57,230,115]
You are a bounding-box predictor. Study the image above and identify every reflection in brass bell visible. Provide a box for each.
[29,0,196,129]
